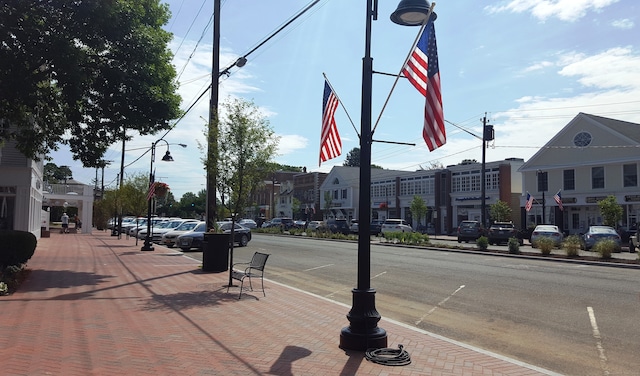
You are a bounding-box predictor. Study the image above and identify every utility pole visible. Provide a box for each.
[481,114,494,228]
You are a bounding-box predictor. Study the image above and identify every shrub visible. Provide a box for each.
[562,235,582,257]
[476,236,488,250]
[0,230,37,268]
[508,237,520,254]
[535,237,555,255]
[594,239,617,259]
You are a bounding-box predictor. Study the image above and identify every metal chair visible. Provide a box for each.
[227,252,270,299]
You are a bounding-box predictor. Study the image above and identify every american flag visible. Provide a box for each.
[402,18,445,152]
[525,192,534,212]
[319,80,341,165]
[146,182,155,201]
[554,190,563,211]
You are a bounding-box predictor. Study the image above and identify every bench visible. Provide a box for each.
[227,252,270,299]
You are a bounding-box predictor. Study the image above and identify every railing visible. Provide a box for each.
[44,184,87,196]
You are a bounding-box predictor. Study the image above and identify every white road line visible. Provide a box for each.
[587,306,610,376]
[415,285,466,326]
[304,264,334,272]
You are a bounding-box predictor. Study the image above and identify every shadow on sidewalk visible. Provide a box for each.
[21,269,113,293]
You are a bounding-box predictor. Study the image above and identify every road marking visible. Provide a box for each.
[415,285,465,326]
[587,306,610,376]
[372,271,387,279]
[304,264,334,272]
[325,271,387,298]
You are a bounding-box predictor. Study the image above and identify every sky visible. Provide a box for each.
[53,0,640,200]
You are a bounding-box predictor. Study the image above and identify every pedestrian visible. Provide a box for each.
[74,215,82,233]
[61,212,69,234]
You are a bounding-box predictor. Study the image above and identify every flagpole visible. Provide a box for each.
[372,3,435,135]
[322,72,359,136]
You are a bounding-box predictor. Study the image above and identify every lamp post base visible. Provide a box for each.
[141,241,154,252]
[339,288,387,351]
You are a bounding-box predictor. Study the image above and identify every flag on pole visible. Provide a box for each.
[319,80,341,165]
[402,18,445,152]
[554,190,563,211]
[146,182,155,201]
[525,192,534,212]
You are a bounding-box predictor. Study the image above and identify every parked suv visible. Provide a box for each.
[268,217,294,230]
[457,220,484,243]
[487,221,522,245]
[381,219,412,234]
[324,219,350,235]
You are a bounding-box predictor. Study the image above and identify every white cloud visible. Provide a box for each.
[611,18,634,29]
[521,60,554,73]
[276,134,308,156]
[486,0,620,21]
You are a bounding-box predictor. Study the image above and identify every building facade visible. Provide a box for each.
[519,113,640,234]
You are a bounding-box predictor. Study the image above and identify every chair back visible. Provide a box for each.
[250,252,270,271]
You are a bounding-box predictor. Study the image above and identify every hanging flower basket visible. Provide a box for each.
[153,182,170,197]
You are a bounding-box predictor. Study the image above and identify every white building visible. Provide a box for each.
[519,113,640,234]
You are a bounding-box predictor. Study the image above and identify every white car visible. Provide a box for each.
[381,219,412,234]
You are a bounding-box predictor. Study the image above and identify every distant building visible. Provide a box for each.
[519,113,640,234]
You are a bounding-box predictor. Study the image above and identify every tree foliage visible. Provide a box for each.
[0,0,182,166]
[490,200,512,222]
[44,163,73,183]
[409,195,428,227]
[215,97,279,227]
[343,147,382,169]
[598,195,623,227]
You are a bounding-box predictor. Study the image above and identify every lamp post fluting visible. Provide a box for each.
[339,0,433,351]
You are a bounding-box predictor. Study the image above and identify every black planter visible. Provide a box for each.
[202,233,230,272]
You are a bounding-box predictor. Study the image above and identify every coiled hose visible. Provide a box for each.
[365,344,411,366]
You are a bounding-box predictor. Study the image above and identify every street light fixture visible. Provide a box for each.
[141,140,186,251]
[339,0,434,351]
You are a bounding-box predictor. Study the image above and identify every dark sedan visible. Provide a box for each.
[177,222,251,251]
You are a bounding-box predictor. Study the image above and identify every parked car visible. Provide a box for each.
[323,219,350,235]
[370,220,384,236]
[162,221,203,248]
[307,220,323,231]
[582,225,621,252]
[349,220,359,233]
[381,219,412,234]
[177,221,252,251]
[487,221,522,245]
[238,219,257,229]
[138,219,198,243]
[530,224,564,248]
[266,217,295,230]
[294,220,307,229]
[457,220,484,243]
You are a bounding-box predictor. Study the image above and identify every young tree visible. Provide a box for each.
[214,97,279,282]
[490,200,513,223]
[0,0,182,166]
[323,191,333,220]
[409,196,427,229]
[598,195,623,227]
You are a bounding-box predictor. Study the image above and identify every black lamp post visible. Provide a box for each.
[141,140,186,251]
[339,0,434,351]
[537,169,547,224]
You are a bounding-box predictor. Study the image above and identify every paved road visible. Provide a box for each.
[185,234,640,375]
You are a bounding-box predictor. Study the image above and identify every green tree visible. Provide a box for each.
[343,147,382,169]
[292,197,301,220]
[215,97,279,227]
[323,191,333,219]
[409,196,427,229]
[44,163,73,183]
[598,195,623,227]
[0,0,182,166]
[490,200,512,223]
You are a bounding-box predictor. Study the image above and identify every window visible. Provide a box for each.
[623,164,638,187]
[341,188,347,199]
[563,170,575,191]
[592,167,605,189]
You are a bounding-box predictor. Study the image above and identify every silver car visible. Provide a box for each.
[530,225,564,247]
[582,225,621,251]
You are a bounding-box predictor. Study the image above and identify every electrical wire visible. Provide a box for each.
[365,344,411,366]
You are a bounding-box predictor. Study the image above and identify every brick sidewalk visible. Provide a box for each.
[0,232,558,375]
